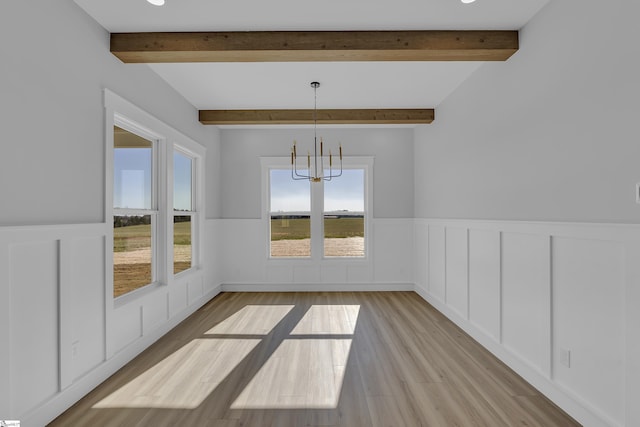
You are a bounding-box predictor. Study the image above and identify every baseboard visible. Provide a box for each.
[221,282,414,292]
[413,285,617,427]
[27,285,222,427]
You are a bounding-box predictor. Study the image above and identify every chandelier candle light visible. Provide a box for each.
[291,82,343,182]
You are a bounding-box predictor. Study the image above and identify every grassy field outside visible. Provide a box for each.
[113,223,152,252]
[270,217,365,258]
[113,221,192,297]
[113,221,192,252]
[270,217,364,240]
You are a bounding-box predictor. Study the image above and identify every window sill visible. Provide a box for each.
[114,280,166,309]
[267,256,369,264]
[173,266,202,281]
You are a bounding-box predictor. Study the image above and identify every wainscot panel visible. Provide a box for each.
[10,240,60,417]
[501,231,551,376]
[427,224,446,302]
[204,219,224,293]
[445,227,469,319]
[468,229,501,341]
[413,221,429,293]
[69,236,106,383]
[373,219,413,283]
[552,237,625,425]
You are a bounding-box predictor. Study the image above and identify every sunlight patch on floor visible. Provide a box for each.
[290,304,360,335]
[206,305,295,335]
[92,303,360,411]
[230,338,353,409]
[231,304,360,409]
[92,338,260,409]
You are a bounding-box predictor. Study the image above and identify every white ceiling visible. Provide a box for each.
[74,0,550,119]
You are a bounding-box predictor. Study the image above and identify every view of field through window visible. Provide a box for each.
[113,128,196,298]
[113,215,152,297]
[324,169,364,257]
[270,169,311,257]
[270,168,365,258]
[173,151,194,274]
[113,127,154,297]
[173,216,192,274]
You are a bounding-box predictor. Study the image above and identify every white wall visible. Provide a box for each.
[205,127,223,219]
[414,0,640,223]
[0,0,216,226]
[217,127,414,288]
[0,1,223,425]
[221,128,414,219]
[413,0,640,426]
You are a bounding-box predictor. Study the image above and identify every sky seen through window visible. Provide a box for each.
[270,169,364,213]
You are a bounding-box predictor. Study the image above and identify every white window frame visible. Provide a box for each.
[261,156,373,263]
[109,114,167,304]
[172,145,200,277]
[105,89,205,307]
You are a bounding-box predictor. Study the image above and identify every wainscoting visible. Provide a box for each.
[1,219,638,426]
[414,219,640,427]
[216,218,414,291]
[0,223,220,426]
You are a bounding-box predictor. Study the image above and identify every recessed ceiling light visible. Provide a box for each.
[147,0,165,6]
[461,0,477,3]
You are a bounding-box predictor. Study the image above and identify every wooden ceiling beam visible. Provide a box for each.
[198,109,434,125]
[111,30,518,63]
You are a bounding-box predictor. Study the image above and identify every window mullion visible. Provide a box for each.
[159,140,171,284]
[310,180,324,261]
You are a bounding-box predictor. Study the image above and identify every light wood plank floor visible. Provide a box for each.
[50,292,580,426]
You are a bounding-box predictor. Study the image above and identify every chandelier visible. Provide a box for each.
[291,82,342,182]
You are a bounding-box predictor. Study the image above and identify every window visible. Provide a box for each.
[269,169,311,258]
[113,126,157,298]
[173,149,196,274]
[266,158,370,260]
[106,89,205,301]
[323,169,365,257]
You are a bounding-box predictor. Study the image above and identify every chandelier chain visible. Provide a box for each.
[291,81,343,182]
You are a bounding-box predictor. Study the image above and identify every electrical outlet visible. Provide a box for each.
[560,348,571,368]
